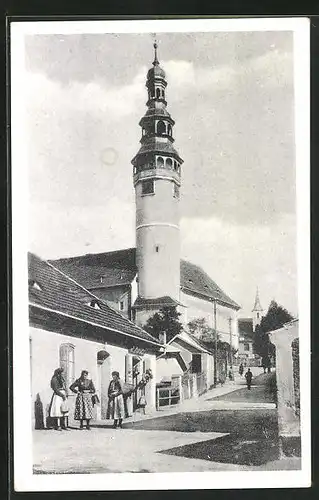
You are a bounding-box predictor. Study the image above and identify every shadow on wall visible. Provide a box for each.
[34,393,56,429]
[34,393,44,429]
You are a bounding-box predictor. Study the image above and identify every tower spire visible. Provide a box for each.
[252,287,263,331]
[153,41,159,66]
[252,287,263,312]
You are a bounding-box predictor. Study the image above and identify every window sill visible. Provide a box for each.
[141,192,155,197]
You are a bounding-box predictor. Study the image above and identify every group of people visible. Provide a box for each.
[49,368,127,431]
[238,363,253,390]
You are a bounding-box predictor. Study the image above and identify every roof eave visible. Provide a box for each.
[29,302,163,348]
[180,286,241,311]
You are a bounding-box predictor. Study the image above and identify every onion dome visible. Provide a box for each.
[147,42,166,80]
[132,41,183,179]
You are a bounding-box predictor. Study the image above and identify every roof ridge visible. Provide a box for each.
[51,247,136,263]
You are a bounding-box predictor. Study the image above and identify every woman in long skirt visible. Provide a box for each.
[107,371,127,429]
[70,370,95,430]
[49,367,69,431]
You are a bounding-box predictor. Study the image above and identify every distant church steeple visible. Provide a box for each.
[131,42,183,324]
[252,287,263,330]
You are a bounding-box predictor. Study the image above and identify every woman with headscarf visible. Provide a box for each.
[49,367,69,431]
[69,370,96,430]
[107,371,127,428]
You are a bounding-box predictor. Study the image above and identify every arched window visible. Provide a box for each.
[161,89,165,98]
[157,156,164,168]
[168,124,172,136]
[156,88,161,98]
[174,161,178,171]
[59,343,75,388]
[166,158,173,169]
[157,121,166,136]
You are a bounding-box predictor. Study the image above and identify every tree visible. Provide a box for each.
[143,306,183,343]
[187,317,218,342]
[253,300,294,361]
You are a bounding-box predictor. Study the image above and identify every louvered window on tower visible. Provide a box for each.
[166,158,173,169]
[157,121,166,135]
[142,179,154,195]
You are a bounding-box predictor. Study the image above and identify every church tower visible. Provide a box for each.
[252,288,264,331]
[132,43,183,318]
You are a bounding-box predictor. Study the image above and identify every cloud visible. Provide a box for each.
[29,200,135,259]
[29,202,297,318]
[163,49,293,93]
[26,68,147,120]
[180,213,297,316]
[26,46,292,126]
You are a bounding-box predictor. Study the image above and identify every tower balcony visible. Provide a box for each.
[133,167,181,187]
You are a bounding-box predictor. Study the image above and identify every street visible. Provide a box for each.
[33,370,301,474]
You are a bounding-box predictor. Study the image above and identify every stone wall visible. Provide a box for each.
[291,338,300,416]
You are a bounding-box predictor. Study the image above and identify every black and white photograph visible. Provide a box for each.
[11,18,310,491]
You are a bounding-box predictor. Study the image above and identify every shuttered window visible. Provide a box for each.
[59,343,75,388]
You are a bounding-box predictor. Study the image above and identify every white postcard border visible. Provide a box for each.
[11,17,311,491]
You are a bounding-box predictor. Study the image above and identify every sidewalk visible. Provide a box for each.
[95,376,264,428]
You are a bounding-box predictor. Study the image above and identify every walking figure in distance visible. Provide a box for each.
[245,368,253,390]
[70,370,96,430]
[238,363,244,377]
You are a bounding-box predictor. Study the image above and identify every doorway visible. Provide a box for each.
[132,356,144,411]
[97,350,111,419]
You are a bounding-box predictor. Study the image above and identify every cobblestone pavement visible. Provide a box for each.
[33,369,300,473]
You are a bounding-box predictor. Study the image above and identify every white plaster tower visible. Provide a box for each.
[132,43,183,309]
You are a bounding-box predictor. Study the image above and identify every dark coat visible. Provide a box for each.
[70,378,95,394]
[245,371,253,382]
[50,374,67,398]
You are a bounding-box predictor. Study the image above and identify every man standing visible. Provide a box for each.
[245,368,253,390]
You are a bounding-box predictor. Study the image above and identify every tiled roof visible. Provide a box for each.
[29,253,161,347]
[52,248,240,311]
[142,108,174,120]
[133,139,182,162]
[51,248,137,289]
[133,296,182,309]
[180,260,240,310]
[186,332,214,354]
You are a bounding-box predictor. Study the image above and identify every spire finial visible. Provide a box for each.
[153,39,159,66]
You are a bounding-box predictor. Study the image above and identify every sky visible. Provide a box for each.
[24,31,297,317]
